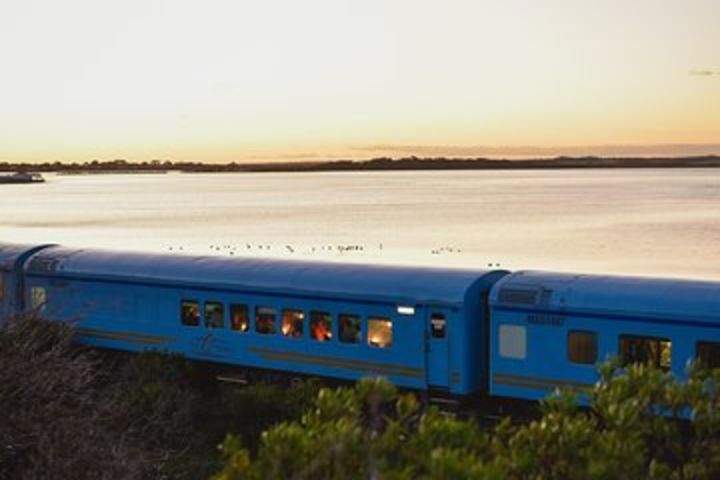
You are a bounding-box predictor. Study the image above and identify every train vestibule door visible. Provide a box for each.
[425,307,451,388]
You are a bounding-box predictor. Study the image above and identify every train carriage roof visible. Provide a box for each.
[491,270,720,325]
[23,245,499,306]
[0,243,55,272]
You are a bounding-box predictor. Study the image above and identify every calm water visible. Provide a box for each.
[2,169,720,280]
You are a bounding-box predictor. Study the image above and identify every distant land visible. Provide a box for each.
[2,155,720,174]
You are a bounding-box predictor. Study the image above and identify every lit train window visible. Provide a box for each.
[282,309,304,338]
[619,335,672,371]
[310,311,333,342]
[431,313,446,338]
[339,314,361,344]
[567,331,597,365]
[499,324,526,359]
[696,342,720,369]
[230,304,249,332]
[368,317,392,349]
[204,302,224,329]
[181,300,200,326]
[256,307,277,335]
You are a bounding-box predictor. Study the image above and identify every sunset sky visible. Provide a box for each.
[1,0,718,163]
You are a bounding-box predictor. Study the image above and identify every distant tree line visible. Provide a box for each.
[2,155,720,175]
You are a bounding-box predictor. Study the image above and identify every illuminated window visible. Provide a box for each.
[256,306,276,335]
[567,331,597,365]
[368,317,392,348]
[282,309,304,338]
[181,300,200,326]
[310,311,333,342]
[499,324,526,359]
[30,286,47,311]
[204,301,224,329]
[431,313,446,338]
[339,313,361,344]
[230,304,249,332]
[696,342,720,369]
[619,335,672,371]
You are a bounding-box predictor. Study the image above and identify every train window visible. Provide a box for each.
[0,272,5,301]
[696,342,720,369]
[339,314,362,344]
[619,335,672,371]
[230,304,249,332]
[567,331,597,365]
[310,311,333,342]
[499,324,526,359]
[431,313,447,338]
[256,306,277,335]
[282,309,305,338]
[204,302,224,329]
[368,317,392,348]
[181,300,200,326]
[30,286,48,311]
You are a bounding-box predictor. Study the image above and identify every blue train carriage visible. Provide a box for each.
[0,243,55,324]
[21,244,507,396]
[488,271,720,402]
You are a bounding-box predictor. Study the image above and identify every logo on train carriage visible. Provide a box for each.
[193,332,232,355]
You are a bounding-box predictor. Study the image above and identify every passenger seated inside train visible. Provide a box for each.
[205,302,224,329]
[310,311,333,341]
[281,309,304,338]
[230,304,249,332]
[256,307,276,334]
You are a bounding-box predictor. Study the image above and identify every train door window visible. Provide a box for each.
[499,324,526,359]
[567,331,597,365]
[204,301,224,329]
[368,317,392,348]
[181,300,200,326]
[30,286,48,312]
[339,314,362,344]
[696,342,720,369]
[282,309,304,338]
[431,313,446,338]
[619,335,672,371]
[230,304,249,332]
[256,306,277,335]
[310,311,333,342]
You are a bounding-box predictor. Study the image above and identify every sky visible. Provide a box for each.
[0,0,718,163]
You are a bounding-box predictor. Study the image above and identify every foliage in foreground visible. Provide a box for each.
[215,363,720,480]
[0,315,320,479]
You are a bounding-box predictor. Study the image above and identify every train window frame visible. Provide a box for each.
[619,335,672,371]
[431,313,447,339]
[181,299,200,327]
[255,306,277,335]
[368,317,393,349]
[310,311,333,342]
[204,301,225,329]
[339,313,362,344]
[499,324,526,359]
[230,304,249,332]
[281,309,305,339]
[567,330,598,365]
[696,341,720,369]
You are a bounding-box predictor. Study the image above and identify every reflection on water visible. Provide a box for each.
[1,169,719,280]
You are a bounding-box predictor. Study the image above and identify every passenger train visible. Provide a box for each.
[1,242,718,404]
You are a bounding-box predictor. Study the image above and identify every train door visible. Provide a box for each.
[426,307,451,388]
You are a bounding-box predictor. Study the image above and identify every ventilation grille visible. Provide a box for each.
[498,288,538,305]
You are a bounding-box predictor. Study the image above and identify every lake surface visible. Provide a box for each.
[2,169,720,280]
